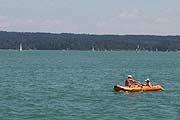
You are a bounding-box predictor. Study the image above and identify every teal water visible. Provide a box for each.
[0,50,179,120]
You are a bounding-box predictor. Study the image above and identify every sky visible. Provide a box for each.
[0,0,180,35]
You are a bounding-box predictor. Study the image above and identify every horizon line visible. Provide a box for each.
[1,30,180,37]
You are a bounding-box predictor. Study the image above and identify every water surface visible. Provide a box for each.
[0,50,179,120]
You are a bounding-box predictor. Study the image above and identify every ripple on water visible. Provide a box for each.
[0,51,180,120]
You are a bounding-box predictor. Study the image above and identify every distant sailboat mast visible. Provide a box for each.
[136,45,140,51]
[20,43,22,51]
[92,46,95,51]
[156,48,158,51]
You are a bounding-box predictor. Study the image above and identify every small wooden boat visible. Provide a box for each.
[114,84,164,92]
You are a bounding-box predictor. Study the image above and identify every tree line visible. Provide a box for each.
[0,31,180,51]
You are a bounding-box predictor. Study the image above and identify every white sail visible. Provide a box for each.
[20,43,22,51]
[92,47,95,51]
[136,45,140,51]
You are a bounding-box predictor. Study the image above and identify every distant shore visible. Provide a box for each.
[0,31,180,51]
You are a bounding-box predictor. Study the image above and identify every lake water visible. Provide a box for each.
[0,50,179,120]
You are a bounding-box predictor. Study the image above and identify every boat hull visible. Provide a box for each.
[114,84,164,92]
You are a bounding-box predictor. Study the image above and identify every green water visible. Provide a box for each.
[0,50,179,120]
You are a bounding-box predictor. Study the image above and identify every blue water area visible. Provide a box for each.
[0,50,179,120]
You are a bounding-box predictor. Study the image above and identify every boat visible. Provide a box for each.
[114,84,164,92]
[136,45,140,52]
[92,46,95,51]
[19,43,22,51]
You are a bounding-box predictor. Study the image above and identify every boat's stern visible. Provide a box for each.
[114,84,123,92]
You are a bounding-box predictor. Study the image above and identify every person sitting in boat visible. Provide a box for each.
[145,78,152,87]
[125,75,141,87]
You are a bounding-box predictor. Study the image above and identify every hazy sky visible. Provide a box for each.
[0,0,180,35]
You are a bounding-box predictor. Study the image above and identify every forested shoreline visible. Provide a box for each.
[0,31,180,51]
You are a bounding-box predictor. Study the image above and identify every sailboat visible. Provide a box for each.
[19,43,22,51]
[136,45,140,52]
[92,46,95,51]
[156,48,158,52]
